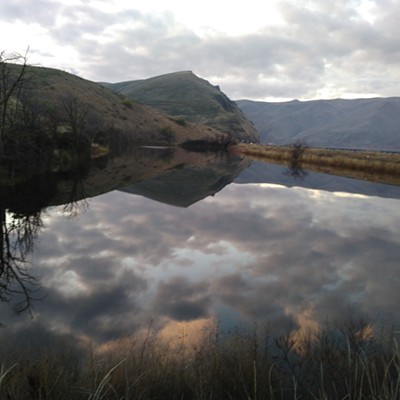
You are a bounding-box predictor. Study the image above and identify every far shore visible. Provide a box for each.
[230,143,400,186]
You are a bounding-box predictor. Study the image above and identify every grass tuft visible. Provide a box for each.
[1,322,400,399]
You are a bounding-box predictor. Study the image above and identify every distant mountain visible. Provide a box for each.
[103,71,259,143]
[236,98,400,151]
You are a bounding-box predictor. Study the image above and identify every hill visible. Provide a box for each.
[2,63,259,180]
[102,71,259,143]
[236,98,400,151]
[5,64,230,146]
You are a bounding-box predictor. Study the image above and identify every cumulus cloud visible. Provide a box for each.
[1,0,399,99]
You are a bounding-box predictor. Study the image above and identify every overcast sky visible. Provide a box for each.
[1,0,399,101]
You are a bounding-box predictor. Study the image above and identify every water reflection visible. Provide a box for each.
[239,160,400,199]
[0,147,250,316]
[0,207,44,315]
[51,146,250,207]
[1,180,399,353]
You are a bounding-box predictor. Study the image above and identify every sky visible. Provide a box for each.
[1,0,399,101]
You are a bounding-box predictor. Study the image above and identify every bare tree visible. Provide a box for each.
[0,207,43,314]
[0,49,29,156]
[61,95,90,136]
[285,139,309,179]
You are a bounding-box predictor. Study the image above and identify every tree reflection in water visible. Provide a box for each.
[0,208,43,314]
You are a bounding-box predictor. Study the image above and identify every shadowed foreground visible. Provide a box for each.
[1,321,399,399]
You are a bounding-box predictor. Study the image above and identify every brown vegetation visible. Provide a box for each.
[230,143,400,186]
[1,321,399,399]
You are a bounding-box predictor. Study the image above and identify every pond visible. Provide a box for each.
[1,146,400,397]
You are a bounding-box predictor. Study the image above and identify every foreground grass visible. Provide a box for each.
[1,322,400,399]
[230,143,400,186]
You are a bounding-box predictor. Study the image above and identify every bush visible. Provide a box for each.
[122,98,134,109]
[174,117,186,126]
[159,125,174,142]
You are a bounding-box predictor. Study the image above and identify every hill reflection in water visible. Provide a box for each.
[0,146,250,322]
[0,162,399,353]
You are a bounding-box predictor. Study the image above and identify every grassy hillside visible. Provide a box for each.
[18,65,229,145]
[1,64,239,183]
[237,98,400,151]
[103,71,259,143]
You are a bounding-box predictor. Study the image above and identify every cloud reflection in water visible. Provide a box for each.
[1,183,400,349]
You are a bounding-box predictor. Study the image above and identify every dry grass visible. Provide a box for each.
[230,143,400,186]
[1,321,400,399]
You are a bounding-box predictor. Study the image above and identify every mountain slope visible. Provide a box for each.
[103,71,259,143]
[237,98,400,151]
[22,67,231,144]
[6,64,231,146]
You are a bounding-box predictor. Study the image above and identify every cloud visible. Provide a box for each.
[1,0,399,100]
[0,0,62,26]
[153,277,211,321]
[34,265,149,343]
[2,181,400,350]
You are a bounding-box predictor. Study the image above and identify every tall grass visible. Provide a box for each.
[230,143,400,186]
[1,321,399,399]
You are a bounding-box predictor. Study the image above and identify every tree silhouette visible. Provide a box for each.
[285,139,309,179]
[0,207,43,314]
[0,49,29,156]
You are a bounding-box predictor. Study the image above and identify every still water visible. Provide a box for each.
[1,147,400,353]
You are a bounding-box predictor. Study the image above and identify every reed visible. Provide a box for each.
[230,143,400,186]
[1,321,399,399]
